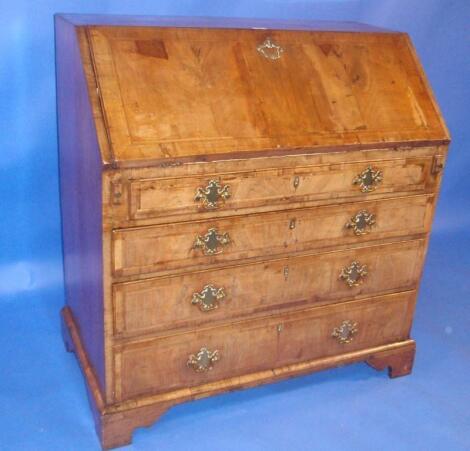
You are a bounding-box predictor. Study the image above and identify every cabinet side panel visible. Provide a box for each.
[55,17,105,393]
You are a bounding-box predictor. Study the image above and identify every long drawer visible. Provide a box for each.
[113,239,425,338]
[114,291,416,401]
[128,157,436,221]
[113,195,433,278]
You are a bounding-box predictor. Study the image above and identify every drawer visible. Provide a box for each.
[114,291,416,401]
[113,239,425,338]
[128,157,436,221]
[113,195,433,278]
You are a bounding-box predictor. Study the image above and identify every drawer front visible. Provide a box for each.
[113,239,425,338]
[129,157,435,221]
[115,291,416,401]
[113,195,433,277]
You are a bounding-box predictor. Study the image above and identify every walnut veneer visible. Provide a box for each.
[56,14,449,449]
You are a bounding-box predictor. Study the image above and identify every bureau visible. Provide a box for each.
[55,14,450,449]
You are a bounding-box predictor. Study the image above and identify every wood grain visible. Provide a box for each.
[86,26,448,166]
[112,195,433,278]
[56,14,450,449]
[366,340,416,377]
[61,307,105,412]
[55,16,106,393]
[113,239,425,338]
[115,291,416,401]
[62,303,415,449]
[129,156,435,222]
[57,15,397,32]
[107,146,446,228]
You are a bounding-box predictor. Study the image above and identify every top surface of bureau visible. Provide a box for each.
[75,17,449,169]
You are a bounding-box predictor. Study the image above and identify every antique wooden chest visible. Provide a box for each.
[55,14,450,449]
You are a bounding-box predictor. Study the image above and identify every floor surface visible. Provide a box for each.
[0,229,469,451]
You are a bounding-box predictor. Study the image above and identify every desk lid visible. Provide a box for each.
[79,18,449,167]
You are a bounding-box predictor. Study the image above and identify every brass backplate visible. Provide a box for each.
[193,228,231,256]
[187,347,220,372]
[346,210,376,235]
[340,261,368,287]
[195,179,230,210]
[353,166,383,193]
[192,285,226,312]
[332,320,358,344]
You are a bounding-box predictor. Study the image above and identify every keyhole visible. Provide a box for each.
[277,324,284,333]
[283,266,289,281]
[289,218,296,230]
[293,176,300,189]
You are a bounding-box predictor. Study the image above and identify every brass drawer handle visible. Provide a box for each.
[195,179,230,210]
[332,320,358,344]
[187,347,220,372]
[345,210,376,235]
[353,166,383,192]
[193,228,231,256]
[192,284,226,312]
[257,37,284,60]
[340,261,368,287]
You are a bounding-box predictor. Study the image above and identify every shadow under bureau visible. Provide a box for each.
[55,14,450,449]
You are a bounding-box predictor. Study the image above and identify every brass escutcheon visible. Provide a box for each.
[353,166,383,193]
[332,320,358,344]
[340,261,368,287]
[293,176,300,189]
[191,285,226,312]
[345,210,376,235]
[257,37,284,60]
[193,228,231,256]
[187,347,220,372]
[195,179,230,210]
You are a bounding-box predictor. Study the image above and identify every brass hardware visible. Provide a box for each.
[353,166,383,192]
[289,218,296,230]
[257,37,284,60]
[340,261,368,287]
[332,320,358,344]
[293,176,300,189]
[187,347,220,372]
[283,266,289,281]
[195,179,230,210]
[277,324,284,333]
[111,179,123,205]
[432,155,445,175]
[193,228,231,256]
[191,284,226,312]
[345,210,376,235]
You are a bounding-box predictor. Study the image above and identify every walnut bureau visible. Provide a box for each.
[55,15,450,449]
